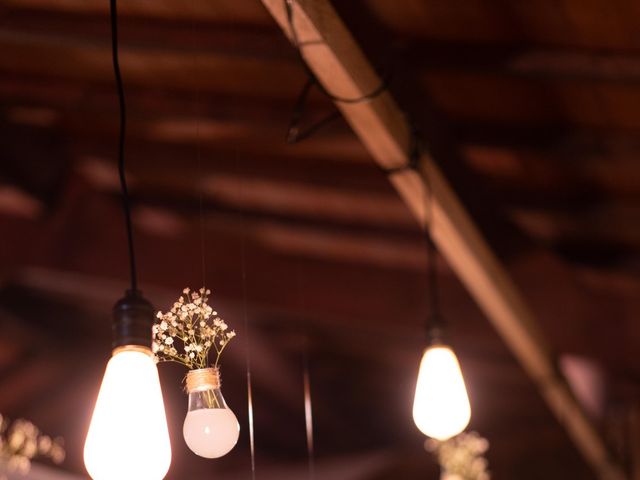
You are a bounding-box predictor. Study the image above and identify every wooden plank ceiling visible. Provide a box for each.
[0,1,639,479]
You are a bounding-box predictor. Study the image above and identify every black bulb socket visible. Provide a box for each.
[427,317,447,347]
[112,289,155,350]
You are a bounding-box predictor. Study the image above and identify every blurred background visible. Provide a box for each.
[0,0,639,479]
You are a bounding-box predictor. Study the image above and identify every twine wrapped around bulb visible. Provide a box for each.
[185,368,220,393]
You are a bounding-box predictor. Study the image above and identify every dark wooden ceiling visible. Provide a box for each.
[0,1,639,479]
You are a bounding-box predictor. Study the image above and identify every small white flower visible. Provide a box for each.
[195,345,203,352]
[188,329,195,335]
[160,321,168,330]
[183,288,190,294]
[164,337,174,345]
[156,312,162,318]
[151,342,160,353]
[199,321,206,327]
[189,352,195,358]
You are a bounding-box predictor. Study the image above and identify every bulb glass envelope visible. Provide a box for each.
[412,345,471,440]
[84,346,172,480]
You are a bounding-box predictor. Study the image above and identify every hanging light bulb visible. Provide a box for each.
[84,2,171,474]
[183,368,239,458]
[408,131,471,441]
[84,293,172,480]
[412,342,470,441]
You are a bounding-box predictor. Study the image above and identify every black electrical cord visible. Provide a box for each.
[283,0,392,143]
[109,0,138,293]
[284,0,390,104]
[415,134,445,341]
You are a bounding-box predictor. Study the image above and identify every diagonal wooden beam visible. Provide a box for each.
[259,1,626,479]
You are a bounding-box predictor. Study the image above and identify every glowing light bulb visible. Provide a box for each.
[183,368,239,458]
[84,347,171,480]
[412,345,471,440]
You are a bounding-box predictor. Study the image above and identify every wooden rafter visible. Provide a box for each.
[259,1,627,479]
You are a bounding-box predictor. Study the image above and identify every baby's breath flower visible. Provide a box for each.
[152,287,236,369]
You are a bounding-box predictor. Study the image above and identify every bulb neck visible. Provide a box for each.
[186,368,221,394]
[427,324,447,346]
[112,289,155,350]
[112,345,153,357]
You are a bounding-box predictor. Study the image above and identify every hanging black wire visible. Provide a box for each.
[401,125,445,340]
[283,0,391,143]
[110,0,138,292]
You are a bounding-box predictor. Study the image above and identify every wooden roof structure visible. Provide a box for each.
[0,1,639,479]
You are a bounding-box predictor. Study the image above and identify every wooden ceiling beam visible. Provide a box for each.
[259,1,626,479]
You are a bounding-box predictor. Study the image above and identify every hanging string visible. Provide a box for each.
[241,233,256,479]
[236,147,257,479]
[283,0,391,144]
[303,354,315,480]
[189,0,208,289]
[293,249,316,479]
[109,0,138,292]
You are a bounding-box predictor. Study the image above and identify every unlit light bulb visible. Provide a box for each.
[183,368,239,458]
[412,345,471,440]
[84,347,171,480]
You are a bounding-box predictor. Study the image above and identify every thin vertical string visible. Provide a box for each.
[241,234,256,479]
[190,0,207,289]
[295,264,315,479]
[303,354,315,480]
[109,0,138,292]
[237,149,256,479]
